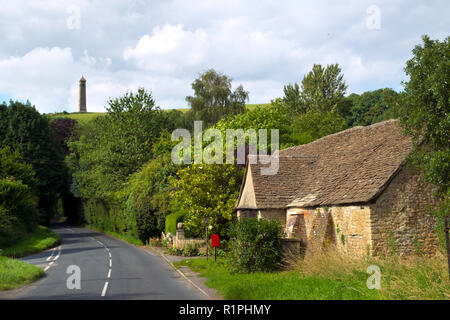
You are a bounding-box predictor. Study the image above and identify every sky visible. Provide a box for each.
[0,0,448,113]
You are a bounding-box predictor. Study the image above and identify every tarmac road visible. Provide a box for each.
[2,224,205,300]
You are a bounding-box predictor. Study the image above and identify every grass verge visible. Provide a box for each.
[0,225,59,291]
[84,225,143,246]
[175,251,450,300]
[0,256,44,291]
[1,226,60,258]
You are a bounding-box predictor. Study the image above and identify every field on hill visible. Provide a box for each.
[48,103,271,123]
[49,112,104,123]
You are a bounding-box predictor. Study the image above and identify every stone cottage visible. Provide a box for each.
[236,120,440,256]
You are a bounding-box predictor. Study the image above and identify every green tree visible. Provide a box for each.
[282,64,348,116]
[290,109,348,145]
[69,88,167,198]
[346,88,400,126]
[399,35,449,247]
[0,146,38,246]
[301,63,348,114]
[281,82,305,115]
[170,164,243,238]
[215,101,294,149]
[0,100,66,224]
[186,69,249,129]
[125,153,179,242]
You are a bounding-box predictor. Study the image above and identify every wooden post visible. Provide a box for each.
[205,224,208,261]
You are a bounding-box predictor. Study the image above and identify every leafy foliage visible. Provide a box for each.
[68,89,184,237]
[125,154,179,242]
[185,69,248,129]
[345,88,401,126]
[69,88,167,198]
[0,147,38,246]
[398,35,449,245]
[0,100,66,224]
[49,118,78,155]
[171,164,243,238]
[282,64,348,117]
[290,109,348,145]
[229,218,284,273]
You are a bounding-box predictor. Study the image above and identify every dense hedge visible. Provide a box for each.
[230,218,284,273]
[0,147,38,247]
[165,209,187,235]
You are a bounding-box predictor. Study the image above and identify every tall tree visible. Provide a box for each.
[281,83,305,115]
[69,88,166,198]
[0,100,66,224]
[300,63,348,114]
[281,64,348,117]
[0,146,38,245]
[399,35,449,259]
[186,69,249,128]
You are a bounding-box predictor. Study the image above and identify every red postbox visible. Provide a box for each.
[211,234,219,261]
[211,234,219,247]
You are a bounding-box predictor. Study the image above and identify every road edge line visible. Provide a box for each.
[144,249,210,299]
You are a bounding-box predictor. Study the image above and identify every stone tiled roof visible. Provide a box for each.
[239,119,414,209]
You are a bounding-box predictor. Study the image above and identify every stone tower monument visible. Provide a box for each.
[78,76,87,113]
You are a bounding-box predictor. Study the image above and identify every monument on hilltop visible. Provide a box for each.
[78,76,87,113]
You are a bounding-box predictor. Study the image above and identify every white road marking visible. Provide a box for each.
[46,248,56,261]
[94,237,112,297]
[144,250,156,257]
[101,282,109,297]
[44,245,62,272]
[159,252,210,298]
[54,247,61,261]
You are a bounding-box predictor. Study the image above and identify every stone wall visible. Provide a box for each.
[173,223,205,249]
[258,209,286,229]
[237,209,258,220]
[370,167,440,256]
[286,206,372,256]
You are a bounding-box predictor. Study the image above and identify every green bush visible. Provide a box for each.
[165,210,186,235]
[229,218,284,273]
[0,147,39,246]
[166,246,184,256]
[0,205,26,247]
[183,243,200,257]
[126,154,179,242]
[166,243,201,257]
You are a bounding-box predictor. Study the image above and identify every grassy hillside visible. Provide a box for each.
[48,103,271,123]
[49,112,104,123]
[246,103,271,110]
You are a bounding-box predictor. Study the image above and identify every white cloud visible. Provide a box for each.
[123,24,207,74]
[0,47,76,112]
[0,0,448,112]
